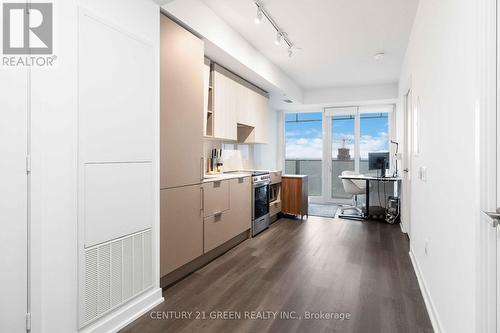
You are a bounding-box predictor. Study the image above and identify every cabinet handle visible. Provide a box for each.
[214,211,222,221]
[200,187,204,215]
[200,157,205,181]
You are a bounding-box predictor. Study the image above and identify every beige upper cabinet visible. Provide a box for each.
[212,64,269,143]
[236,83,255,127]
[253,92,269,144]
[160,15,204,189]
[213,66,237,141]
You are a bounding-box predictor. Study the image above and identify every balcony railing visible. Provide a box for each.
[284,159,371,198]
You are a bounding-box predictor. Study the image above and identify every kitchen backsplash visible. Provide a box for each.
[203,139,254,173]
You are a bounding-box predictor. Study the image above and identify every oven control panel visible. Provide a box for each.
[253,174,270,183]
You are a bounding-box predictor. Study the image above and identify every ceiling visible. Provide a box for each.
[202,0,419,90]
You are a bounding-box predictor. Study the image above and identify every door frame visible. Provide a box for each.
[476,0,497,331]
[402,88,413,238]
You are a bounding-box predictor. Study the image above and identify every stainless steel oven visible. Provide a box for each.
[252,172,270,236]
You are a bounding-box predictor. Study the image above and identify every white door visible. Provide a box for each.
[324,107,358,204]
[0,69,29,331]
[478,1,499,330]
[401,90,412,238]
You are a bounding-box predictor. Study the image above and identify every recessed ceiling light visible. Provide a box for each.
[374,52,385,60]
[254,8,263,24]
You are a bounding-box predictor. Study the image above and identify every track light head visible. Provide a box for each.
[254,8,263,24]
[288,47,293,57]
[274,32,283,45]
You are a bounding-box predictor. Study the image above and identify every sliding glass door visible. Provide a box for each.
[283,106,392,203]
[331,113,356,200]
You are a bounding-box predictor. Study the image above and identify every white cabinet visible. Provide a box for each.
[213,67,237,141]
[253,92,269,143]
[212,64,268,143]
[236,82,256,127]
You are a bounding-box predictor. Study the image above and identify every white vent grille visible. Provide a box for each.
[81,229,153,327]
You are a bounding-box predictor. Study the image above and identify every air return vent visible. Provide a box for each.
[80,229,153,327]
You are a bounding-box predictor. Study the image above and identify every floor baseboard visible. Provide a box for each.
[409,248,443,333]
[80,287,164,333]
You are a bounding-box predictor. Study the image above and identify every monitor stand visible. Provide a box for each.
[380,166,386,178]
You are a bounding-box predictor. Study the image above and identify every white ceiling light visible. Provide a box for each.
[374,52,385,60]
[274,32,283,45]
[254,0,297,57]
[254,7,263,24]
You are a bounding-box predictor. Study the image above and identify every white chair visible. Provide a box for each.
[340,170,366,216]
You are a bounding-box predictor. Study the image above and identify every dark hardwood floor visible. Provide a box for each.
[121,216,433,333]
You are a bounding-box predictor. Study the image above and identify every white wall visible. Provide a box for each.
[396,0,482,332]
[29,0,162,332]
[304,82,398,105]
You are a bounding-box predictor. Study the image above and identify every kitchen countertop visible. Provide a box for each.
[282,174,308,178]
[202,172,253,183]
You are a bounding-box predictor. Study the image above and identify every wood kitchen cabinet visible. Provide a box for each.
[160,185,203,277]
[282,175,309,219]
[160,16,204,189]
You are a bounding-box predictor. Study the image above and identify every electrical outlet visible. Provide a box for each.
[424,238,429,256]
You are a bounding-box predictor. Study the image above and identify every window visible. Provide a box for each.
[359,113,389,175]
[284,112,323,196]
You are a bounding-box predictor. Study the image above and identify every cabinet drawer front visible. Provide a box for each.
[203,180,230,217]
[229,177,252,234]
[270,200,281,217]
[204,212,234,253]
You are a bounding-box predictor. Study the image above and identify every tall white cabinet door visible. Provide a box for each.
[160,16,204,188]
[0,69,28,332]
[254,93,269,143]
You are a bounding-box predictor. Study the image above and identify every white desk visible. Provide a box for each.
[338,174,401,220]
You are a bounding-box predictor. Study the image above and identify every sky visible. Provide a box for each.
[285,112,389,159]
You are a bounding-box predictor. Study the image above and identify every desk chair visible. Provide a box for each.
[340,171,366,216]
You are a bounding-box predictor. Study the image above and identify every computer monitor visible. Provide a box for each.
[368,152,390,177]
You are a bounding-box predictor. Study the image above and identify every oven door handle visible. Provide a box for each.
[253,181,270,187]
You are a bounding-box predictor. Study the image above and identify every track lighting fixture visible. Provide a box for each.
[254,1,298,57]
[274,32,283,46]
[254,7,263,24]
